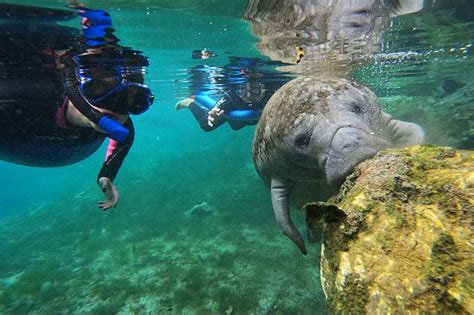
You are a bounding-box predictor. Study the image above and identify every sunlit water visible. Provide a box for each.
[0,0,472,313]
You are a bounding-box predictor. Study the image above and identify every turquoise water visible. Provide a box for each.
[0,0,472,314]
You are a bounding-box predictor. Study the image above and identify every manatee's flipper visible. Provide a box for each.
[390,0,425,17]
[382,112,426,147]
[271,177,307,255]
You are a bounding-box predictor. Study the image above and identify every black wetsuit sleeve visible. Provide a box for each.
[188,102,227,131]
[97,118,134,182]
[215,92,236,112]
[228,120,249,130]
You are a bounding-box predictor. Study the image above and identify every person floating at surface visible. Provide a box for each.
[0,4,154,210]
[191,48,217,60]
[175,57,290,131]
[175,79,267,131]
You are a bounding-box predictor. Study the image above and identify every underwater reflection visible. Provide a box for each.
[243,0,425,74]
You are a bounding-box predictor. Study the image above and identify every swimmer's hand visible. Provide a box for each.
[208,107,225,127]
[98,177,119,210]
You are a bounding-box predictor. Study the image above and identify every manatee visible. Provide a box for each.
[252,76,425,254]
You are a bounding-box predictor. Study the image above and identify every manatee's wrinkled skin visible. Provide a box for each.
[252,77,425,254]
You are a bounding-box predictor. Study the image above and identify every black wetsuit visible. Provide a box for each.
[185,58,290,131]
[0,59,135,182]
[188,89,271,131]
[0,5,134,182]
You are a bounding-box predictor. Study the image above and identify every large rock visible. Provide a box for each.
[304,145,473,314]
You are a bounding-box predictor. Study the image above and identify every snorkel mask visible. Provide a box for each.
[74,49,154,115]
[63,7,154,142]
[64,52,154,143]
[79,68,154,115]
[236,82,265,103]
[76,7,154,113]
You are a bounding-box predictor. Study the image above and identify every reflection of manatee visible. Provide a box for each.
[252,77,425,254]
[243,0,424,66]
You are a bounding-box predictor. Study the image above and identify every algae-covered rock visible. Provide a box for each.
[304,145,473,314]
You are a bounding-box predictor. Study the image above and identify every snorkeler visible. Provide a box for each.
[175,80,267,131]
[0,4,154,210]
[191,48,217,60]
[175,57,289,131]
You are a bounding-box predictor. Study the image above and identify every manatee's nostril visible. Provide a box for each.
[355,9,370,14]
[348,22,364,28]
[343,137,362,150]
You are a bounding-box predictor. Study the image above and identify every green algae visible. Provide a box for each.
[308,145,473,314]
[329,274,370,315]
[423,233,468,314]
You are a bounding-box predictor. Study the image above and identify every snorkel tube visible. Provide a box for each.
[63,68,130,142]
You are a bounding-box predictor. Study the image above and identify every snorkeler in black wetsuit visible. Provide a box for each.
[0,4,154,210]
[175,57,290,131]
[177,81,269,131]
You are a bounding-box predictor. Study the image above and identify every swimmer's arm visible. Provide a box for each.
[225,109,262,121]
[97,118,134,181]
[97,118,135,210]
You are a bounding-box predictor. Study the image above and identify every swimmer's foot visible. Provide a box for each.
[175,97,194,110]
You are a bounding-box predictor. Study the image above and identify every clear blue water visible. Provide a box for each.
[0,0,472,313]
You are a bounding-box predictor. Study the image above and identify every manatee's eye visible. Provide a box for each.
[295,130,312,148]
[351,103,364,114]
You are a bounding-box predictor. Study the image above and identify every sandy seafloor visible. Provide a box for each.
[0,142,328,314]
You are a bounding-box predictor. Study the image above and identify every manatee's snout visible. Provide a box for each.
[325,127,388,186]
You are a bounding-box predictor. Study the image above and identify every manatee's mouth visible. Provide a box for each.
[325,126,387,186]
[283,160,323,184]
